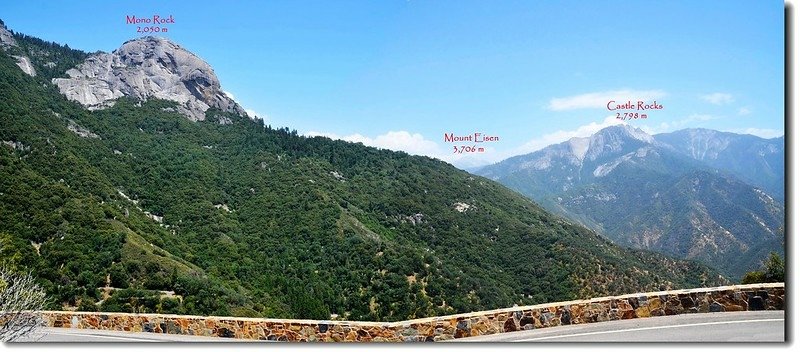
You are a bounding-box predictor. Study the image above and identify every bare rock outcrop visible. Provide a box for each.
[0,21,16,48]
[52,36,244,121]
[12,55,36,76]
[0,21,36,77]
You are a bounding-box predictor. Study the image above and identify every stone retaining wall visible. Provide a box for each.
[41,283,784,342]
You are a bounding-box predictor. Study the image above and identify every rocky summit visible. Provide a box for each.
[52,36,244,121]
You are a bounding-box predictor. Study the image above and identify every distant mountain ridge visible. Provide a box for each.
[475,125,785,278]
[655,128,784,199]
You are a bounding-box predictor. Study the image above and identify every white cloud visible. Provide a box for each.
[723,128,784,139]
[700,92,734,105]
[738,107,752,116]
[306,131,364,143]
[245,109,268,121]
[639,113,720,135]
[223,90,268,122]
[305,130,443,158]
[304,130,504,169]
[370,131,443,156]
[685,113,716,122]
[547,89,667,111]
[447,150,499,170]
[510,115,625,156]
[637,124,662,135]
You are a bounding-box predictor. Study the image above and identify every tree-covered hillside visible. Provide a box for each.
[0,36,724,322]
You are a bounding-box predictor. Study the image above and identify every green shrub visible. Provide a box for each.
[741,271,765,284]
[740,252,784,284]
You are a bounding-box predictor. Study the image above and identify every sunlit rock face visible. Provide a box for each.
[53,36,244,121]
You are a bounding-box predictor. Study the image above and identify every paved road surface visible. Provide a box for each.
[12,328,251,342]
[10,311,784,342]
[454,311,784,342]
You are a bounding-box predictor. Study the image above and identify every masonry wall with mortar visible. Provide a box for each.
[41,283,784,342]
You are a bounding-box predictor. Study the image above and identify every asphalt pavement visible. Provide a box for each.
[11,327,250,343]
[453,310,785,342]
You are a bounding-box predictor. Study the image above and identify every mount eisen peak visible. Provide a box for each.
[52,36,245,121]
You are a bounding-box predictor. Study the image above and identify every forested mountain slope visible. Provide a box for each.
[0,26,725,321]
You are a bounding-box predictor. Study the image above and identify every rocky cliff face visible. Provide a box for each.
[0,22,16,48]
[0,21,37,77]
[52,36,244,121]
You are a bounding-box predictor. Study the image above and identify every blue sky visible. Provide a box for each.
[1,0,785,168]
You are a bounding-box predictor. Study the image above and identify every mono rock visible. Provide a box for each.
[52,36,245,121]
